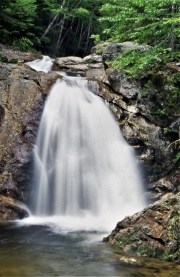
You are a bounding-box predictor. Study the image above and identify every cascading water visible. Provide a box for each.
[26,56,54,73]
[26,58,146,231]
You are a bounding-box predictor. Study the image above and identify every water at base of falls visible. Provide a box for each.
[28,73,145,232]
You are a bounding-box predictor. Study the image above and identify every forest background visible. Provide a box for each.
[1,0,180,61]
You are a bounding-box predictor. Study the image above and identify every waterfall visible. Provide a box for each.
[27,58,145,231]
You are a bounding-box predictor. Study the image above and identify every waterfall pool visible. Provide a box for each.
[0,221,180,277]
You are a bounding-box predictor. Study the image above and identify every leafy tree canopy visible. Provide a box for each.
[96,0,180,75]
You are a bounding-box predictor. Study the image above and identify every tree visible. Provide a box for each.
[94,0,180,76]
[38,0,108,56]
[0,0,37,49]
[99,0,180,51]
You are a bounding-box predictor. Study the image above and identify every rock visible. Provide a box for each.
[105,192,180,262]
[146,171,180,203]
[91,78,174,183]
[0,195,29,220]
[91,42,111,55]
[82,54,103,63]
[0,176,23,201]
[0,44,42,63]
[91,42,150,62]
[54,55,105,80]
[55,56,83,66]
[54,56,85,73]
[0,62,60,209]
[86,66,105,81]
[103,68,141,98]
[170,118,180,136]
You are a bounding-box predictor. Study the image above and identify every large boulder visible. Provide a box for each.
[104,192,180,263]
[91,41,150,62]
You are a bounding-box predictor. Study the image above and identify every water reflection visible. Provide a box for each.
[0,222,179,276]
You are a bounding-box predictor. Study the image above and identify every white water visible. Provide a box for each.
[26,55,54,72]
[25,58,145,232]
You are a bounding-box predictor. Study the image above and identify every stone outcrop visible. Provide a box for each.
[0,60,60,219]
[104,192,180,263]
[0,44,42,63]
[53,54,105,80]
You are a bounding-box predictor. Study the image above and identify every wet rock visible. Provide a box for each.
[0,195,29,220]
[105,192,180,263]
[54,56,86,73]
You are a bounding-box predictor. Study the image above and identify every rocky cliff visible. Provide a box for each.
[0,45,60,219]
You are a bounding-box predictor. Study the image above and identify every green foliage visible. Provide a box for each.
[12,37,34,51]
[0,0,37,49]
[109,47,164,78]
[90,34,101,45]
[0,52,8,62]
[173,152,180,164]
[37,0,109,56]
[0,0,109,55]
[163,251,177,261]
[94,0,180,78]
[99,0,180,49]
[163,127,171,134]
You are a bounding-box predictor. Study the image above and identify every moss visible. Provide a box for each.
[137,246,156,258]
[163,251,178,261]
[114,241,123,249]
[113,228,139,251]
